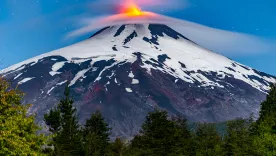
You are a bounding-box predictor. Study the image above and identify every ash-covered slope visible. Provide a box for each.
[1,24,275,138]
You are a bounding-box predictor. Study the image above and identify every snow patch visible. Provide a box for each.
[15,66,25,72]
[128,71,134,78]
[18,77,35,85]
[57,80,67,86]
[96,77,101,81]
[125,88,133,92]
[47,87,55,94]
[104,81,111,91]
[69,68,90,86]
[49,71,61,76]
[52,62,66,72]
[14,73,23,80]
[92,67,98,71]
[132,79,139,84]
[94,61,120,82]
[30,62,36,66]
[107,71,115,79]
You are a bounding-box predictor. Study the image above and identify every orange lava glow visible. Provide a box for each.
[125,5,142,16]
[120,1,144,17]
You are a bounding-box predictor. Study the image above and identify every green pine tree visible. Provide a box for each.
[193,123,223,156]
[173,116,194,155]
[44,107,61,133]
[223,118,254,155]
[251,121,276,156]
[83,110,110,156]
[258,84,276,126]
[252,83,276,155]
[131,109,189,156]
[44,83,83,156]
[0,78,46,155]
[127,135,149,156]
[109,138,125,156]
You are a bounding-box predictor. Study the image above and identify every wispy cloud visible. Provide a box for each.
[167,18,275,56]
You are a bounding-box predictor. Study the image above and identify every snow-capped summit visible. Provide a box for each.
[1,24,275,138]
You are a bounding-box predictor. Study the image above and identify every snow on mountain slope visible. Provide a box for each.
[1,24,275,138]
[1,24,274,92]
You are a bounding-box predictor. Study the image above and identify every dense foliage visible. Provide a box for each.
[0,78,46,155]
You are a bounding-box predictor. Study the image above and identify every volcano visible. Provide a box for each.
[1,24,275,138]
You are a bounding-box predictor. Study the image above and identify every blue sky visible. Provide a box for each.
[0,0,275,75]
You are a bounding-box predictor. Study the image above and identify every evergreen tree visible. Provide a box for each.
[83,133,102,156]
[83,110,110,156]
[109,138,125,156]
[252,83,276,155]
[251,121,276,156]
[0,78,46,155]
[224,119,254,155]
[258,84,276,127]
[193,123,223,156]
[131,109,188,156]
[173,116,194,155]
[44,107,61,133]
[44,83,82,156]
[127,135,149,156]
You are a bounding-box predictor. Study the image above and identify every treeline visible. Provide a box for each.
[43,83,276,156]
[1,77,276,155]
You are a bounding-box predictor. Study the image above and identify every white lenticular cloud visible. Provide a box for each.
[66,12,275,56]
